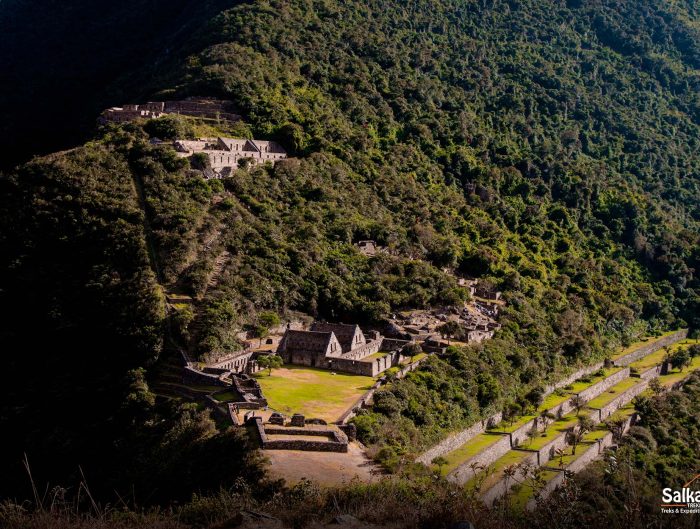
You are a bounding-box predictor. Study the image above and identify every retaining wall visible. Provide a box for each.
[577,367,630,402]
[481,449,539,506]
[447,433,512,484]
[534,431,571,467]
[639,364,663,381]
[417,412,503,465]
[613,330,688,367]
[182,366,230,387]
[589,380,649,423]
[543,362,604,395]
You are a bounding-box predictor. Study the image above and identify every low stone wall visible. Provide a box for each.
[535,431,571,467]
[577,367,630,402]
[639,364,663,381]
[589,379,649,423]
[183,366,230,387]
[509,418,539,448]
[417,412,503,465]
[253,419,349,453]
[613,329,688,367]
[447,433,512,484]
[543,362,604,395]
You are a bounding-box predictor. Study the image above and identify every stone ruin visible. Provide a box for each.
[173,136,287,175]
[276,322,411,376]
[100,97,241,123]
[248,412,352,453]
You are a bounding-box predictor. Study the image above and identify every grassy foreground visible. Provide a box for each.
[254,366,374,421]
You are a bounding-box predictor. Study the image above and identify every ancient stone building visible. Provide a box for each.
[309,322,366,352]
[100,97,240,123]
[277,322,410,376]
[277,329,344,367]
[173,136,287,174]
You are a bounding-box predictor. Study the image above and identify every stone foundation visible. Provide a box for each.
[252,418,349,452]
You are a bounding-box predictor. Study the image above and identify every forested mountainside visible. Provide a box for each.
[1,0,699,507]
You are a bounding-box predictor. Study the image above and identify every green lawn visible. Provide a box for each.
[585,377,641,409]
[432,432,508,476]
[254,366,374,421]
[468,448,534,492]
[565,367,622,393]
[361,352,389,362]
[212,391,238,401]
[628,347,668,373]
[540,391,570,411]
[400,352,428,365]
[657,355,700,388]
[525,414,580,450]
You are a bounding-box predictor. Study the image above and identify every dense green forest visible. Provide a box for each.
[1,0,699,512]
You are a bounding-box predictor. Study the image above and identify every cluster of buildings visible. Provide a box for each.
[277,322,411,377]
[173,136,287,174]
[100,97,240,123]
[386,304,501,347]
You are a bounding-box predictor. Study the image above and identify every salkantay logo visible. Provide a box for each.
[660,474,700,514]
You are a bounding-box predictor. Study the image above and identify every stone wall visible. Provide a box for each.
[447,433,512,484]
[535,431,571,467]
[613,329,688,367]
[481,449,539,506]
[639,364,663,381]
[577,367,630,402]
[252,419,349,452]
[589,379,649,423]
[182,366,230,387]
[509,418,539,448]
[417,412,503,465]
[331,352,391,377]
[542,362,605,395]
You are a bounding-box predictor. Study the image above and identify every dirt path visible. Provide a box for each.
[263,442,381,486]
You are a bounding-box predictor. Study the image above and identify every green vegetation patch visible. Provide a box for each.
[433,432,508,476]
[212,391,238,402]
[361,352,389,362]
[254,366,374,421]
[628,347,670,373]
[566,367,623,394]
[585,377,641,409]
[657,355,700,388]
[470,448,535,493]
[526,414,580,450]
[540,391,571,411]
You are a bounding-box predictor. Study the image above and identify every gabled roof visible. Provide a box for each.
[281,329,334,354]
[310,322,364,351]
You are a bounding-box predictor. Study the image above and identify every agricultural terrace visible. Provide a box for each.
[610,329,681,362]
[254,366,374,421]
[584,377,640,409]
[430,369,618,475]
